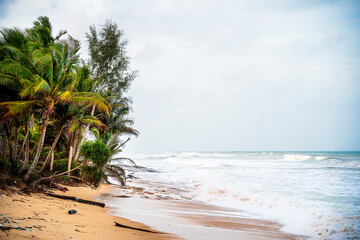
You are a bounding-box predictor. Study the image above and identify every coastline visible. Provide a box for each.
[0,183,177,240]
[98,184,304,240]
[0,182,304,240]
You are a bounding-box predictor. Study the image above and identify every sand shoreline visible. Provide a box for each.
[98,186,303,240]
[1,183,304,240]
[0,183,177,240]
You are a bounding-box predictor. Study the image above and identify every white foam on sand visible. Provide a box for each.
[116,151,360,239]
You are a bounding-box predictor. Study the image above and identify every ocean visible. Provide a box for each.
[111,151,360,239]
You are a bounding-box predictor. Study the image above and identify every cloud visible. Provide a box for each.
[1,0,359,151]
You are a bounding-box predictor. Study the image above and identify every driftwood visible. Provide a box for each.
[114,221,161,234]
[46,193,105,208]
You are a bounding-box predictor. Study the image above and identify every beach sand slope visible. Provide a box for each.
[0,184,178,240]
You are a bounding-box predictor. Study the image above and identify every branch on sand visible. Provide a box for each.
[114,221,163,234]
[30,164,85,189]
[46,193,105,208]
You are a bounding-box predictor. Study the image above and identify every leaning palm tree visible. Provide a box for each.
[0,16,111,181]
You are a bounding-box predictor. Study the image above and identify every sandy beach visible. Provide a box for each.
[0,182,303,240]
[0,184,177,240]
[97,184,302,240]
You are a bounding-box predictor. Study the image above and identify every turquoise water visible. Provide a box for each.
[120,151,360,239]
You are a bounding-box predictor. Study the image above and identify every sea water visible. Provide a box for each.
[115,152,360,239]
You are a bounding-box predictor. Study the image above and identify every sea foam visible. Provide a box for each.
[118,151,360,239]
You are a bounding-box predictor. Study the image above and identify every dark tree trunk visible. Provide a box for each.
[38,123,66,175]
[74,104,95,161]
[20,121,30,174]
[67,134,74,176]
[24,115,50,182]
[20,116,34,174]
[5,123,13,171]
[10,126,20,174]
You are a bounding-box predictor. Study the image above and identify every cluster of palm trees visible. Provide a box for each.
[0,17,138,188]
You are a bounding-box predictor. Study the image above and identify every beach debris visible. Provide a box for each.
[115,195,131,198]
[68,210,77,214]
[75,224,85,227]
[0,226,11,230]
[114,221,162,234]
[28,217,51,223]
[0,224,35,232]
[47,193,105,208]
[33,224,45,231]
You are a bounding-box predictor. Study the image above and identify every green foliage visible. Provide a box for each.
[0,158,9,173]
[53,158,80,175]
[105,164,126,186]
[86,20,137,94]
[80,140,110,166]
[0,16,137,188]
[81,165,104,188]
[79,131,130,187]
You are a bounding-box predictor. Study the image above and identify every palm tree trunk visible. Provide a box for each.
[50,150,54,172]
[12,127,20,162]
[67,143,74,177]
[5,123,13,169]
[24,115,50,182]
[18,125,28,159]
[1,136,5,158]
[68,129,81,176]
[20,116,33,174]
[74,104,95,161]
[38,123,66,175]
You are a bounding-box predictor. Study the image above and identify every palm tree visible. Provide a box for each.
[80,129,129,187]
[0,17,111,181]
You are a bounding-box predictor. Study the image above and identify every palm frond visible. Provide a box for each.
[57,90,72,103]
[55,29,67,41]
[0,73,21,90]
[72,96,110,117]
[81,118,107,129]
[68,121,80,133]
[111,157,137,166]
[0,59,35,80]
[1,45,34,68]
[34,53,53,84]
[105,164,126,186]
[33,78,51,95]
[0,100,39,118]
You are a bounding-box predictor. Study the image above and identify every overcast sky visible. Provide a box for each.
[1,0,359,151]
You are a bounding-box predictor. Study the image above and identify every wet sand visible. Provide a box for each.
[0,182,306,240]
[97,185,305,240]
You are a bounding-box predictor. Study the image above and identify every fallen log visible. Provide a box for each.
[46,193,105,208]
[114,221,162,234]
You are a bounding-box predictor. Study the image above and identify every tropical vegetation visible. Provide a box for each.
[0,16,138,189]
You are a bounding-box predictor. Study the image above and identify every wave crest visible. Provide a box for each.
[282,154,311,161]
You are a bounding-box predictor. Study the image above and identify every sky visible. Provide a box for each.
[0,0,359,152]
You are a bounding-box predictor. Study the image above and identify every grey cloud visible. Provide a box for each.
[1,0,359,151]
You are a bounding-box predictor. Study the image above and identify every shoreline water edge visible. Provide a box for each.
[104,151,360,240]
[1,151,358,239]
